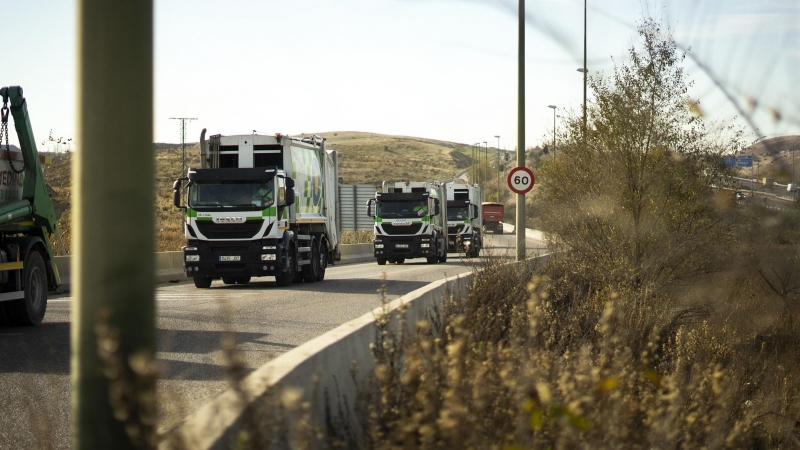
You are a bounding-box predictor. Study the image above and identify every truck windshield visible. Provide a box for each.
[189,180,274,209]
[447,206,469,221]
[377,201,428,218]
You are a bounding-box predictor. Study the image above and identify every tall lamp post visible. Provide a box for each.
[473,142,481,183]
[579,0,587,135]
[495,135,501,201]
[548,105,557,158]
[483,141,488,188]
[791,136,799,200]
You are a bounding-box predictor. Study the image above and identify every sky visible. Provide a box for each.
[3,0,799,152]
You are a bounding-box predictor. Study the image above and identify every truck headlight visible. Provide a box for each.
[185,254,200,262]
[420,243,430,248]
[374,243,384,249]
[261,254,277,261]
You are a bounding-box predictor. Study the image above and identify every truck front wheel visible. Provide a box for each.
[276,247,296,287]
[6,250,48,326]
[193,277,212,289]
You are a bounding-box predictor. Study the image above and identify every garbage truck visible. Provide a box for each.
[174,131,339,288]
[446,179,482,257]
[0,86,62,326]
[366,180,448,265]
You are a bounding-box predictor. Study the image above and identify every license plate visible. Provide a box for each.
[395,244,409,249]
[219,255,241,262]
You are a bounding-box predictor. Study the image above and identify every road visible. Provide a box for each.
[0,231,544,449]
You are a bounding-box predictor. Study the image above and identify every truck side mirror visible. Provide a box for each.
[472,204,478,219]
[433,199,440,216]
[172,179,185,209]
[285,177,296,206]
[366,199,375,218]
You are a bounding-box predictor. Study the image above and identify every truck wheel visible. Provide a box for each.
[235,276,251,284]
[222,277,237,285]
[377,258,387,266]
[438,252,448,263]
[396,259,405,264]
[276,247,295,287]
[5,251,48,326]
[426,256,437,264]
[302,244,319,283]
[193,277,212,289]
[316,240,327,282]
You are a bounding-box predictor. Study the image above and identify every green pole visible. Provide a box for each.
[72,1,155,448]
[516,0,526,261]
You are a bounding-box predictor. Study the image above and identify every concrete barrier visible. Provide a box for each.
[51,244,375,293]
[159,255,548,449]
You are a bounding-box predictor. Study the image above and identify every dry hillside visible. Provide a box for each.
[736,134,800,182]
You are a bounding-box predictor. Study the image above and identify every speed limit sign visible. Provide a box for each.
[507,166,535,194]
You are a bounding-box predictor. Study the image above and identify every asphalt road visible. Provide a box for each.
[0,231,544,449]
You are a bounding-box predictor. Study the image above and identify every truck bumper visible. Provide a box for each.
[373,235,433,260]
[448,234,477,252]
[182,239,285,279]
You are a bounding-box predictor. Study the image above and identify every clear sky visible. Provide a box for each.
[3,0,798,151]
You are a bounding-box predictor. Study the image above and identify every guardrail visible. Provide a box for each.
[53,243,375,293]
[159,254,549,449]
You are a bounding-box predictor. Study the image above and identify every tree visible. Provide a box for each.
[536,18,738,291]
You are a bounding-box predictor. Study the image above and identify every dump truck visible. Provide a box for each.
[174,131,339,288]
[482,202,504,233]
[367,180,448,265]
[0,86,62,326]
[446,179,482,257]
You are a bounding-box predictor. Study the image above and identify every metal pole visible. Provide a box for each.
[553,109,556,157]
[583,0,587,135]
[495,135,501,202]
[73,1,155,448]
[516,0,526,262]
[483,141,488,190]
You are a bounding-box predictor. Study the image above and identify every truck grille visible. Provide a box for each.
[447,226,462,235]
[196,220,264,239]
[380,223,423,235]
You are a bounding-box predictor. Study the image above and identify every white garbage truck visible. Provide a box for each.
[173,131,339,288]
[366,180,448,265]
[445,179,482,258]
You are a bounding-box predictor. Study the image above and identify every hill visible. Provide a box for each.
[736,134,800,182]
[40,132,477,252]
[303,131,474,185]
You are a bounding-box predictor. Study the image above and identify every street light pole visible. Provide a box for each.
[495,135,500,202]
[548,105,557,158]
[483,141,488,189]
[583,0,587,134]
[791,136,799,199]
[516,0,526,262]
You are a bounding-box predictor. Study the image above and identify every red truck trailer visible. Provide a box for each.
[481,202,504,234]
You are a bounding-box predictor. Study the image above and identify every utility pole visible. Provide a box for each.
[483,141,488,191]
[495,135,501,202]
[73,0,156,448]
[170,117,197,177]
[516,0,526,262]
[583,0,587,135]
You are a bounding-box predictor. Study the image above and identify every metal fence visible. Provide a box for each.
[338,184,377,231]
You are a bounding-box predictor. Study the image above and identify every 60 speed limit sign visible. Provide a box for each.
[507,166,535,194]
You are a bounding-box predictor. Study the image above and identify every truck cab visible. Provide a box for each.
[446,180,482,257]
[367,180,448,265]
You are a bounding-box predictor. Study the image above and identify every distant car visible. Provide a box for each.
[735,191,746,200]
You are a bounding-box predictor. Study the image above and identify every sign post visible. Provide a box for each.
[508,166,534,259]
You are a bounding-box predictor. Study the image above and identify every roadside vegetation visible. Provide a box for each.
[343,19,800,449]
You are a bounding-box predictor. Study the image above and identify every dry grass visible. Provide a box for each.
[339,248,800,449]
